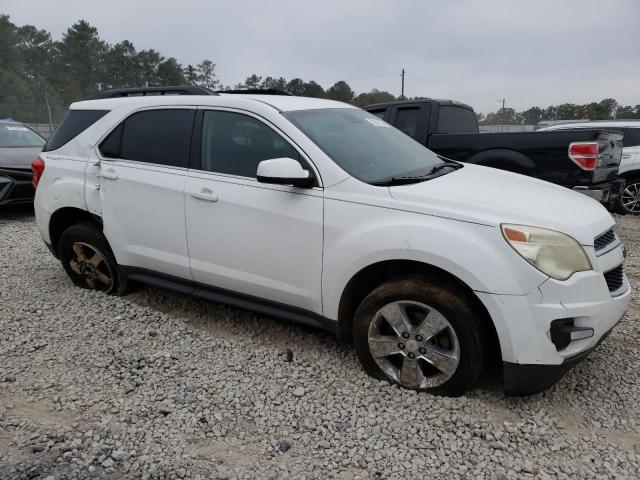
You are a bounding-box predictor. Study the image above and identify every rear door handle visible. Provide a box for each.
[100,169,118,180]
[189,189,218,202]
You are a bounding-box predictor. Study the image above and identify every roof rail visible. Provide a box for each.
[93,86,217,99]
[217,89,292,96]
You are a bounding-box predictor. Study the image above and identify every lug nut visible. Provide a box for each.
[402,332,410,339]
[398,343,405,350]
[415,335,423,342]
[419,347,426,354]
[408,352,416,359]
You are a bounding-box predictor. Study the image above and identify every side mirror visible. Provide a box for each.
[256,158,314,188]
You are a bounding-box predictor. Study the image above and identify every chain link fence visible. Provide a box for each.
[0,103,68,139]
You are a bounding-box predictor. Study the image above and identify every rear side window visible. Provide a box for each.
[200,110,299,177]
[43,110,108,151]
[100,109,193,167]
[394,108,421,138]
[368,109,386,120]
[436,106,478,134]
[624,128,640,147]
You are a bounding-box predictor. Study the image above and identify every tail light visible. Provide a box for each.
[31,156,45,188]
[568,142,598,170]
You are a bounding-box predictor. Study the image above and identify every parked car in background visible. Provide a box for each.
[539,121,640,214]
[33,87,629,396]
[0,119,45,206]
[364,100,624,206]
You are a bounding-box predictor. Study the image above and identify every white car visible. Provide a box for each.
[32,87,630,396]
[540,120,640,214]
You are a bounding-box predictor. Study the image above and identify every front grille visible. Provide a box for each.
[604,265,624,293]
[594,229,616,251]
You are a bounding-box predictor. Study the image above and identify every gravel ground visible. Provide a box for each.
[1,207,639,480]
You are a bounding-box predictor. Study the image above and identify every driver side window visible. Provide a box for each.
[201,110,300,177]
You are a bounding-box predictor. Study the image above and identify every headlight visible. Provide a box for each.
[501,224,592,280]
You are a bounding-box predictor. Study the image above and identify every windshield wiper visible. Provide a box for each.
[370,162,461,186]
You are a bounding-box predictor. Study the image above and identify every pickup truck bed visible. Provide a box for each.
[365,100,624,204]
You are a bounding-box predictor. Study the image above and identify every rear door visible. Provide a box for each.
[388,104,430,145]
[96,107,195,280]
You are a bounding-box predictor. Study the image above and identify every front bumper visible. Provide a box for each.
[503,323,617,395]
[475,241,630,394]
[0,168,34,206]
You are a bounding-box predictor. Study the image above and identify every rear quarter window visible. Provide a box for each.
[624,128,640,147]
[43,110,109,152]
[436,106,478,134]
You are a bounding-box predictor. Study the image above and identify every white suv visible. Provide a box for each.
[33,87,630,396]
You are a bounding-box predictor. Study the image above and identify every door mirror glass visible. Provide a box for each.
[256,158,314,187]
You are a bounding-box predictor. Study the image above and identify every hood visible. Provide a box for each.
[388,164,613,246]
[0,147,42,169]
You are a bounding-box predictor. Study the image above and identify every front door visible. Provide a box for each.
[97,107,195,280]
[185,109,323,313]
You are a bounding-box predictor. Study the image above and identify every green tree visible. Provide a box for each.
[157,57,185,85]
[286,78,305,96]
[326,80,354,103]
[196,60,220,89]
[56,20,108,100]
[302,80,325,98]
[352,89,395,107]
[260,76,287,90]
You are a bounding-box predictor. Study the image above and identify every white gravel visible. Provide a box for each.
[1,207,640,479]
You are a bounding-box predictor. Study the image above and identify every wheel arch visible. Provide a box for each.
[49,207,102,257]
[466,148,535,175]
[336,259,501,365]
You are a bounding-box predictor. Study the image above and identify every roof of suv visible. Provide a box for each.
[540,120,640,130]
[70,94,356,113]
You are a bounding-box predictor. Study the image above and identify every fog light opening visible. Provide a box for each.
[549,319,594,351]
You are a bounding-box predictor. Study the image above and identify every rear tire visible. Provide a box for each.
[615,177,640,215]
[58,221,129,295]
[353,276,487,396]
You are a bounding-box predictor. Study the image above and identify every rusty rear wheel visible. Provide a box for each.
[58,221,129,295]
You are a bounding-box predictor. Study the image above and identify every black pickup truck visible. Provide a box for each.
[364,100,624,204]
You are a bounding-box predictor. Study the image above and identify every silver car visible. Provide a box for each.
[0,120,46,206]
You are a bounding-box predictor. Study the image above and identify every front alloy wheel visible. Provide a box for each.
[354,276,487,396]
[368,300,460,389]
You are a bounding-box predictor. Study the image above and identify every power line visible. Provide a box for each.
[344,71,401,83]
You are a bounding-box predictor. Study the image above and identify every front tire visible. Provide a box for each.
[615,177,640,214]
[58,221,129,295]
[353,276,487,396]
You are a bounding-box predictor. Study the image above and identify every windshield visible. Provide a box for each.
[284,108,444,184]
[0,123,46,148]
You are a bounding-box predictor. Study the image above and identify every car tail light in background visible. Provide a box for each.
[31,157,45,188]
[568,142,598,170]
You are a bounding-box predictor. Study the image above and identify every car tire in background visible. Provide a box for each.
[615,177,640,215]
[58,221,129,295]
[353,275,487,397]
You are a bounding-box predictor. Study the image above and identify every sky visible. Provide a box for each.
[3,0,639,113]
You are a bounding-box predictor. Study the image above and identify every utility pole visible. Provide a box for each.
[401,69,405,100]
[500,98,505,132]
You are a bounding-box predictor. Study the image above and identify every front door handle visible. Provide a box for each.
[189,189,218,202]
[100,169,118,180]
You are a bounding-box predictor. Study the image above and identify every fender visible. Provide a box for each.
[464,148,535,174]
[321,204,548,322]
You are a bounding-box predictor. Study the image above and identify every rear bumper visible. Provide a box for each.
[571,179,624,205]
[0,168,34,206]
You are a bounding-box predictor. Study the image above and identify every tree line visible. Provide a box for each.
[1,15,638,125]
[478,99,640,126]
